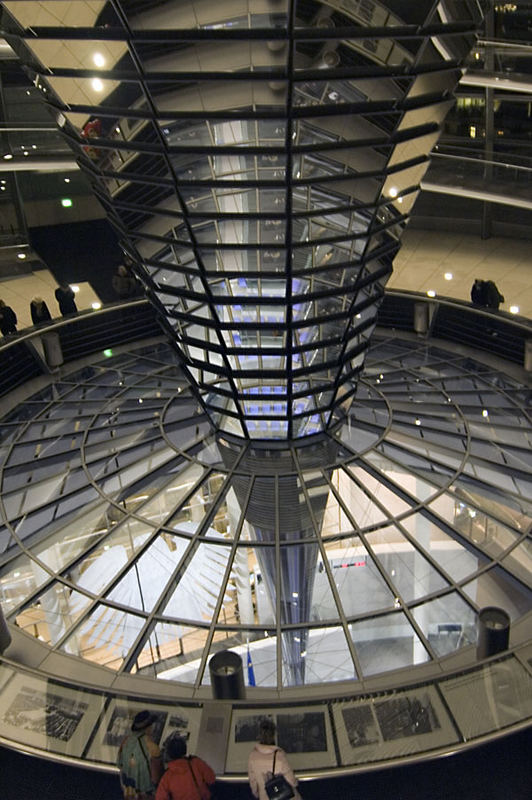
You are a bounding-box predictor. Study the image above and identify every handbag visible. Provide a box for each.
[264,750,295,800]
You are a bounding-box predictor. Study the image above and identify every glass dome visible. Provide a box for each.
[1,334,530,690]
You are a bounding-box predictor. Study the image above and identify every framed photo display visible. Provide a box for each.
[86,697,202,764]
[0,672,104,757]
[332,686,459,766]
[226,705,337,773]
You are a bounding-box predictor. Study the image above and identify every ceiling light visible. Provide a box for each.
[93,52,106,67]
[71,285,80,293]
[23,151,29,156]
[64,177,70,183]
[427,289,436,297]
[388,186,398,198]
[32,144,37,149]
[3,153,13,160]
[509,305,519,314]
[415,418,421,426]
[482,409,489,418]
[444,272,453,280]
[91,78,104,92]
[17,253,26,259]
[91,302,101,310]
[61,198,73,207]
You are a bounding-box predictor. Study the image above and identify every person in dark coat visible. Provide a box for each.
[55,283,78,315]
[484,279,504,310]
[470,279,486,306]
[113,264,139,299]
[0,300,17,335]
[30,297,52,325]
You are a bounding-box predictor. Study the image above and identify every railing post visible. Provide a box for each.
[413,302,429,334]
[524,339,532,373]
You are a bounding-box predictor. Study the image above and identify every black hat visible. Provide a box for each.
[132,710,156,731]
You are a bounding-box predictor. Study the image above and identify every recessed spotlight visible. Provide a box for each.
[444,272,453,280]
[3,153,13,160]
[482,409,489,418]
[0,187,5,191]
[388,186,398,198]
[91,301,101,310]
[415,418,421,426]
[17,253,27,259]
[32,144,37,149]
[71,285,80,293]
[91,78,104,92]
[93,52,106,67]
[427,289,436,297]
[23,151,29,156]
[509,305,519,314]
[61,198,73,207]
[64,177,70,183]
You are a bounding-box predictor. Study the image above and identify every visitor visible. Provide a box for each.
[30,297,52,325]
[248,718,300,800]
[484,279,504,310]
[117,710,164,800]
[113,261,140,299]
[55,283,77,316]
[155,732,215,800]
[470,279,486,306]
[0,300,17,335]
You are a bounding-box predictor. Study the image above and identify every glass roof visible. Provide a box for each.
[2,0,481,437]
[0,335,529,689]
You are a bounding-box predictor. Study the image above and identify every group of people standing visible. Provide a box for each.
[117,713,300,800]
[0,284,78,337]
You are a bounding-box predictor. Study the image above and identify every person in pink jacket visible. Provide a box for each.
[155,733,215,800]
[247,718,300,800]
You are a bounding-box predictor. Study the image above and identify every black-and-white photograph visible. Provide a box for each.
[375,693,440,741]
[342,705,380,749]
[277,712,327,753]
[2,685,88,742]
[166,713,190,740]
[234,714,274,743]
[104,706,167,746]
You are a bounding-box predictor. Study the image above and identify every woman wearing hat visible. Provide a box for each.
[117,710,164,800]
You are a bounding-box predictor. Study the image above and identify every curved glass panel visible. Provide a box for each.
[0,335,529,691]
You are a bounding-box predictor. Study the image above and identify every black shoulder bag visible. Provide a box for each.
[264,749,295,800]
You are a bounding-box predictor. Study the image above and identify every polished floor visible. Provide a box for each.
[1,727,531,800]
